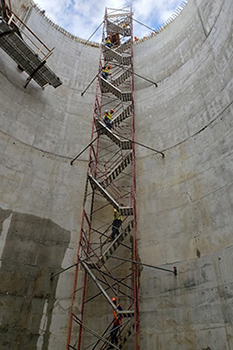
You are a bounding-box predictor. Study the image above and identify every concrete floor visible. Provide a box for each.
[0,0,233,349]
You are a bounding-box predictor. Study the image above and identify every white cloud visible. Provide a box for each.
[35,0,186,41]
[133,0,182,27]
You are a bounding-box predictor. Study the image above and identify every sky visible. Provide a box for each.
[34,0,187,42]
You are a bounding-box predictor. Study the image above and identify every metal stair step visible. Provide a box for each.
[121,92,132,102]
[111,103,132,127]
[118,310,134,318]
[88,174,133,216]
[88,174,121,209]
[113,68,131,86]
[100,77,132,101]
[100,77,122,98]
[100,151,132,187]
[99,318,134,350]
[106,19,131,37]
[95,119,132,149]
[115,39,131,53]
[116,320,134,350]
[119,206,133,216]
[95,220,134,268]
[103,45,131,65]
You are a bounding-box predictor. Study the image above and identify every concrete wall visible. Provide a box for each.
[0,0,233,349]
[134,0,233,349]
[0,2,99,349]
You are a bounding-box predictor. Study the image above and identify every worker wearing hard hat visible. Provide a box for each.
[103,109,114,129]
[111,208,122,240]
[108,297,123,349]
[104,35,112,48]
[102,65,112,80]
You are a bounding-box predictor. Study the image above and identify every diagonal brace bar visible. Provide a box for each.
[106,254,177,275]
[24,60,46,88]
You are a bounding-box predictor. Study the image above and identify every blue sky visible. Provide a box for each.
[35,0,188,42]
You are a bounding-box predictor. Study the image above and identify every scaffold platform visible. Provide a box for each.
[0,6,62,89]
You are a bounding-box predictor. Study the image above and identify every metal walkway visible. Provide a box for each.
[0,3,62,88]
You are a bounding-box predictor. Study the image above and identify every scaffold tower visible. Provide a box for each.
[67,6,140,350]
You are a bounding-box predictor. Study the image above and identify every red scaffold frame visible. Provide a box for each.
[66,6,140,350]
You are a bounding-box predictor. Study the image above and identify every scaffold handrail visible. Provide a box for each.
[2,1,54,58]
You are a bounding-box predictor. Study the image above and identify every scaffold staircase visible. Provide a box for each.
[94,119,132,149]
[115,40,131,54]
[88,174,133,216]
[103,46,131,66]
[86,220,134,269]
[100,77,132,101]
[99,151,132,187]
[111,104,132,128]
[67,6,140,350]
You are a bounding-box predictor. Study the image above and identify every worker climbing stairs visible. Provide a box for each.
[67,6,140,350]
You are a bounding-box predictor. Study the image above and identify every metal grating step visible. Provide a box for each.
[0,20,62,88]
[118,310,134,318]
[119,206,133,216]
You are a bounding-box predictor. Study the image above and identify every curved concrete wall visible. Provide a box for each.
[0,2,99,349]
[0,0,232,349]
[134,0,233,349]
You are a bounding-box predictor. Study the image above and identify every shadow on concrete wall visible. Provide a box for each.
[0,208,70,350]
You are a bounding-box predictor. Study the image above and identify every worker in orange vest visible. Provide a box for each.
[108,297,123,349]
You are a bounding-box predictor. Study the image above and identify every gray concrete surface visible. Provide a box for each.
[0,2,99,349]
[134,0,233,348]
[0,0,232,349]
